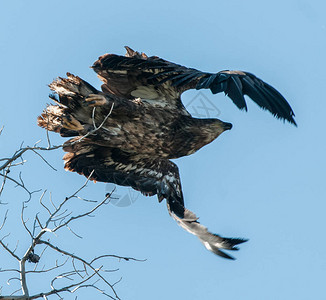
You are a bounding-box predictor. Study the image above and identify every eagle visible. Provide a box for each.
[38,46,296,259]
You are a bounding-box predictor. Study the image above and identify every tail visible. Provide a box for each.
[37,73,99,136]
[37,104,65,133]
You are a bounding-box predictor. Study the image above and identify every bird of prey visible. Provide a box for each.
[38,46,296,259]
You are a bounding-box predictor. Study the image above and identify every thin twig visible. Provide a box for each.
[0,173,40,202]
[30,149,57,171]
[53,193,110,233]
[39,240,120,300]
[0,240,20,261]
[0,210,8,231]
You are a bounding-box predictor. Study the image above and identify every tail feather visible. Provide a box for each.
[37,105,65,133]
[37,73,100,135]
[48,72,98,106]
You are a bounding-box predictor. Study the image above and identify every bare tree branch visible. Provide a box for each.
[0,177,142,299]
[0,210,8,231]
[0,239,21,261]
[0,108,143,299]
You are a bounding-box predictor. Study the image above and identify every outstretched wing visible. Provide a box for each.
[63,140,185,212]
[169,206,247,259]
[63,140,247,259]
[92,46,296,125]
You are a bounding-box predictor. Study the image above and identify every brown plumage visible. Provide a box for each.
[38,47,296,259]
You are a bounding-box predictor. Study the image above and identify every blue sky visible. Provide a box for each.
[0,0,326,299]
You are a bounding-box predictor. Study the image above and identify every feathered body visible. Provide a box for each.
[38,47,296,259]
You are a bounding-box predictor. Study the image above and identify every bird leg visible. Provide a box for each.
[61,114,84,131]
[83,94,110,107]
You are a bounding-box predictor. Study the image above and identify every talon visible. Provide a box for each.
[82,100,96,106]
[62,115,84,131]
[84,94,109,107]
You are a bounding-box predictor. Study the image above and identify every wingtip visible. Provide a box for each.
[214,250,236,260]
[290,117,297,127]
[278,114,297,127]
[223,237,249,249]
[213,238,248,259]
